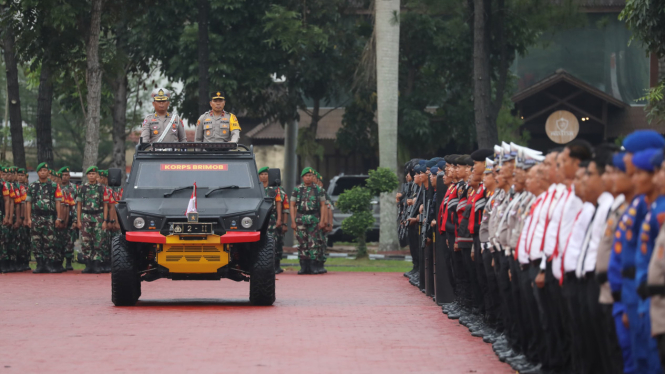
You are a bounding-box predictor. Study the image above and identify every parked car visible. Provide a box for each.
[326,174,380,246]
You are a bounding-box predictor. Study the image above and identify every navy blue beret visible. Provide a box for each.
[622,130,665,153]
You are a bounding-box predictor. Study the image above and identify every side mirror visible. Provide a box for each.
[108,168,123,187]
[268,168,281,187]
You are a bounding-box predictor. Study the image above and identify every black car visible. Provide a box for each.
[108,142,277,306]
[326,174,380,246]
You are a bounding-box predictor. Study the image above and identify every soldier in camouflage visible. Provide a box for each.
[59,166,77,271]
[275,185,289,274]
[97,170,112,273]
[10,168,26,271]
[26,162,63,273]
[314,171,331,274]
[0,167,13,273]
[290,167,327,275]
[17,168,31,272]
[75,166,106,274]
[258,167,285,274]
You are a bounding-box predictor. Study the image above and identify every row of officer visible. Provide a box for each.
[398,132,665,374]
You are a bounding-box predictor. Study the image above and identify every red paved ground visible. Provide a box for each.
[0,271,512,373]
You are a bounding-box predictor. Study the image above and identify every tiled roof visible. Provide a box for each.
[246,108,346,140]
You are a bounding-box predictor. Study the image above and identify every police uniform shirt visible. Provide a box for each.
[636,195,665,316]
[509,192,534,256]
[648,222,665,336]
[517,191,547,264]
[553,201,594,281]
[478,189,497,249]
[597,195,627,304]
[194,110,241,143]
[576,192,614,278]
[526,188,557,262]
[141,112,187,143]
[488,188,507,251]
[540,184,573,270]
[497,189,521,254]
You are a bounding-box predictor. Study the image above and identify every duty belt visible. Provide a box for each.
[621,266,636,279]
[596,271,608,284]
[297,210,318,215]
[612,290,622,302]
[33,210,56,218]
[82,209,103,215]
[647,285,665,297]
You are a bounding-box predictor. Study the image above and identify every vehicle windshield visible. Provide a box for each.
[329,177,367,196]
[134,160,254,189]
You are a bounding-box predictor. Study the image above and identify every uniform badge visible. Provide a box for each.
[206,130,211,136]
[222,130,227,134]
[614,242,622,254]
[153,130,159,135]
[615,231,621,239]
[197,120,200,125]
[641,243,648,254]
[626,230,633,240]
[629,207,637,216]
[642,233,649,242]
[151,119,157,122]
[619,222,626,231]
[658,245,664,260]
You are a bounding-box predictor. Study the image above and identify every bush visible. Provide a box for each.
[336,167,398,257]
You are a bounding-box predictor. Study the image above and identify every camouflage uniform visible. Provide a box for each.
[17,181,29,264]
[27,180,62,261]
[319,191,334,263]
[60,182,78,260]
[291,183,326,260]
[77,183,105,261]
[10,181,23,262]
[0,180,9,262]
[275,187,289,261]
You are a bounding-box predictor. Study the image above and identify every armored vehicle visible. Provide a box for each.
[108,142,277,306]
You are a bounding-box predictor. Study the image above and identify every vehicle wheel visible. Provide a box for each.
[249,234,276,306]
[111,235,141,306]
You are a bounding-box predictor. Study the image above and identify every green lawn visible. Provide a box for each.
[281,257,412,272]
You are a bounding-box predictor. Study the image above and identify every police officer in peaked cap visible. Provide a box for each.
[140,88,187,144]
[195,91,242,143]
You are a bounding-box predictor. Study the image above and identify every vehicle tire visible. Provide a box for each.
[111,235,141,306]
[249,234,276,306]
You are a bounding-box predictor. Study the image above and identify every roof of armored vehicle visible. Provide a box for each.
[134,142,255,160]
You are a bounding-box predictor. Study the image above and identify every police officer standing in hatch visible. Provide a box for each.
[195,91,242,143]
[141,88,187,144]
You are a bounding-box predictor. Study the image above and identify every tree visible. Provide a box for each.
[197,0,210,116]
[620,0,665,122]
[1,11,26,168]
[375,0,400,251]
[337,167,399,257]
[82,0,103,170]
[470,0,580,148]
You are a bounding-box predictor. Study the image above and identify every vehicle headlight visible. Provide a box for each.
[133,217,145,229]
[241,217,253,229]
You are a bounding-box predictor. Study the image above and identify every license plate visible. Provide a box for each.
[171,223,212,235]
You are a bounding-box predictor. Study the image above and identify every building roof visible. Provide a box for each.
[512,69,628,109]
[246,108,345,140]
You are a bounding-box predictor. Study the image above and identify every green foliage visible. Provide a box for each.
[366,167,399,196]
[337,185,373,214]
[340,210,374,257]
[497,104,530,145]
[620,0,665,123]
[336,91,378,157]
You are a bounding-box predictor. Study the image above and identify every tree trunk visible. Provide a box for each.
[472,0,498,148]
[35,63,54,165]
[375,0,400,251]
[82,0,103,170]
[198,0,210,115]
[110,69,128,187]
[3,23,26,168]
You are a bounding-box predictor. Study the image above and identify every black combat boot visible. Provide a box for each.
[319,261,327,274]
[53,259,65,273]
[0,259,8,273]
[297,259,308,274]
[91,260,102,274]
[65,258,73,271]
[311,261,321,274]
[32,258,46,273]
[44,261,58,273]
[274,258,284,274]
[81,260,93,274]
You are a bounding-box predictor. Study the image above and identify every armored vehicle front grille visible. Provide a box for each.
[166,246,220,253]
